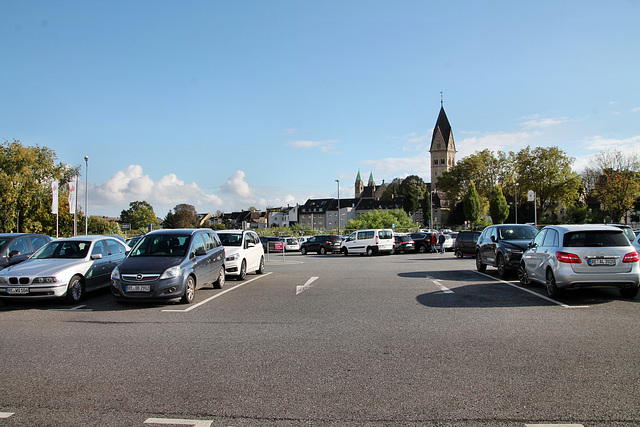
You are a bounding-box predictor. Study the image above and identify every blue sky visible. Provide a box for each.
[2,0,639,217]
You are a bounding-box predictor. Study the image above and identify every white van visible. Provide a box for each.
[341,229,394,256]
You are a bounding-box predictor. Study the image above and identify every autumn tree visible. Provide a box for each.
[172,204,198,228]
[0,139,78,233]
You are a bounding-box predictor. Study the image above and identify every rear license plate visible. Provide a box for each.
[7,287,29,294]
[588,258,616,266]
[126,285,151,292]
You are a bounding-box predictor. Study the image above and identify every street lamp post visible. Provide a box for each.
[336,179,340,237]
[515,182,519,224]
[84,156,88,235]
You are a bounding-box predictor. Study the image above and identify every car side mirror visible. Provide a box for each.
[490,236,497,242]
[247,242,255,248]
[195,248,207,257]
[8,250,20,258]
[91,254,103,260]
[527,242,533,249]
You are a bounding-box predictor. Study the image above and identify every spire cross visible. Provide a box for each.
[440,91,443,107]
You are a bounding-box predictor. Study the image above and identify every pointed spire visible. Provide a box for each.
[356,170,362,181]
[368,172,375,186]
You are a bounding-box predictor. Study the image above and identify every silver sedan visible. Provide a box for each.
[0,235,129,303]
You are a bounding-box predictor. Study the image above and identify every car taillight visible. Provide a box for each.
[623,251,640,263]
[556,251,582,264]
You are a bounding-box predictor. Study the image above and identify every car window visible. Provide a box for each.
[30,236,50,250]
[193,234,206,253]
[106,239,124,255]
[202,233,215,251]
[379,230,393,239]
[219,233,243,246]
[533,230,546,247]
[130,234,190,257]
[499,226,538,240]
[8,237,29,254]
[564,231,630,247]
[542,229,559,247]
[91,240,109,257]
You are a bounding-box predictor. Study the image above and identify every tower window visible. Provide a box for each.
[434,159,438,165]
[440,159,445,164]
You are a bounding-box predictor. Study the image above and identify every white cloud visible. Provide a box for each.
[520,115,569,129]
[631,107,640,113]
[288,139,338,152]
[221,170,253,198]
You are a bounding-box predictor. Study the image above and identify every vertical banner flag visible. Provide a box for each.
[51,180,59,214]
[68,181,76,214]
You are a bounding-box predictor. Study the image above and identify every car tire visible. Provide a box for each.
[238,260,247,280]
[213,266,225,289]
[300,247,307,255]
[475,252,486,272]
[342,247,348,256]
[517,261,530,285]
[319,246,327,255]
[256,256,265,274]
[418,244,427,254]
[496,254,507,278]
[455,249,463,259]
[620,286,639,299]
[546,269,559,298]
[181,275,196,304]
[366,247,374,256]
[65,275,85,304]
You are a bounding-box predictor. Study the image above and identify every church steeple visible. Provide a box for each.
[355,170,364,198]
[367,172,375,187]
[429,104,456,190]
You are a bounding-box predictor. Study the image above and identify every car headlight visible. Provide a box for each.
[32,276,59,284]
[111,267,120,280]
[226,253,240,261]
[160,265,181,280]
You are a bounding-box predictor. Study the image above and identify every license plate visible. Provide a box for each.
[7,287,29,294]
[126,285,151,292]
[588,258,616,266]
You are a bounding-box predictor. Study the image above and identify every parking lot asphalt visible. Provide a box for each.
[0,251,638,426]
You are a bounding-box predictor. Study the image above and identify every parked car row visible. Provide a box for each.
[0,228,267,306]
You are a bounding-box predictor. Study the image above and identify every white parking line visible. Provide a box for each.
[432,279,454,293]
[144,418,212,427]
[0,412,14,418]
[162,272,272,313]
[474,271,590,308]
[296,277,318,295]
[48,305,93,312]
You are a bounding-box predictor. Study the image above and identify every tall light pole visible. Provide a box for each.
[515,182,519,224]
[335,179,340,237]
[84,156,89,235]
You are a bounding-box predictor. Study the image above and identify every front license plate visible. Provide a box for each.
[588,258,616,266]
[126,285,151,292]
[7,287,29,295]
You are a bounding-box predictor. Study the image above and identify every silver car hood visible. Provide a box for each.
[0,258,92,277]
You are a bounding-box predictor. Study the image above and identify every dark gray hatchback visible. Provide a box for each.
[110,229,225,304]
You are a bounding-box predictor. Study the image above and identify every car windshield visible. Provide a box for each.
[0,239,9,251]
[564,231,630,247]
[32,241,90,259]
[219,233,243,247]
[498,226,538,240]
[130,234,190,257]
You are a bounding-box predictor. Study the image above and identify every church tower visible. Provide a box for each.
[355,171,364,198]
[429,102,456,190]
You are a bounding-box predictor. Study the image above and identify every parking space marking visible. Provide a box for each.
[48,305,93,312]
[425,275,454,293]
[296,277,318,295]
[144,418,212,427]
[162,272,272,313]
[0,412,14,418]
[474,271,590,308]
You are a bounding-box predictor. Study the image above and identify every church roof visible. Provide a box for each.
[368,172,375,185]
[430,106,455,151]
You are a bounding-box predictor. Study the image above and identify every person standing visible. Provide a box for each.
[438,232,446,254]
[431,232,437,253]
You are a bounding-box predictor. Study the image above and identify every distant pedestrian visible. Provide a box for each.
[438,232,446,254]
[430,232,437,253]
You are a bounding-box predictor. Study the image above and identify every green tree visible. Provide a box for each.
[120,201,159,232]
[514,146,581,214]
[584,149,640,223]
[173,203,198,228]
[489,186,509,224]
[88,216,123,235]
[0,139,78,233]
[162,211,175,229]
[345,209,416,232]
[463,181,481,225]
[403,193,419,215]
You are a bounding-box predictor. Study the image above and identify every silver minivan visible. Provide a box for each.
[518,224,640,298]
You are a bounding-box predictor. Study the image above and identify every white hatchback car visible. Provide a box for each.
[217,230,265,280]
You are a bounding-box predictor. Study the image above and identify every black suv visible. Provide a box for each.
[300,235,342,255]
[475,224,539,278]
[454,230,481,258]
[409,233,432,253]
